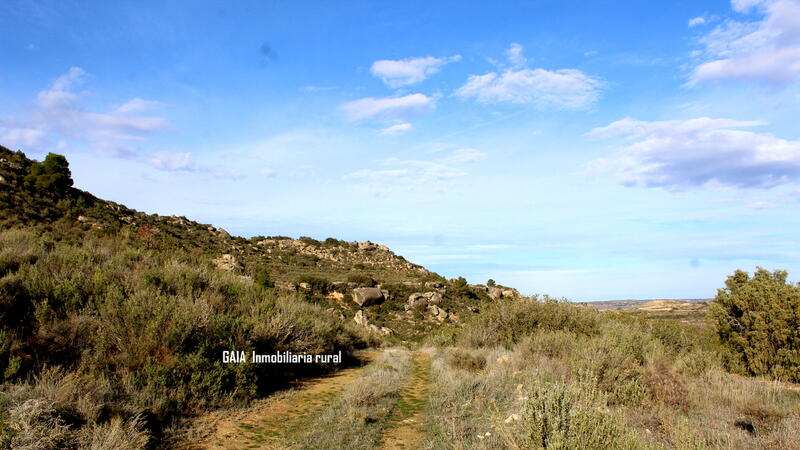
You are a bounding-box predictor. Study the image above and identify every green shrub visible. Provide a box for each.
[23,153,73,195]
[347,274,376,287]
[252,266,274,288]
[710,268,800,382]
[458,298,601,348]
[296,275,332,294]
[524,381,641,449]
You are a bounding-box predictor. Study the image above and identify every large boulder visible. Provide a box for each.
[352,287,385,307]
[405,291,443,310]
[488,287,504,300]
[427,305,449,321]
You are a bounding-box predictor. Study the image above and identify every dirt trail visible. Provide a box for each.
[380,351,431,450]
[184,350,378,449]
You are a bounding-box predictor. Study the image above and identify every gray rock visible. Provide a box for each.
[213,254,242,272]
[424,281,445,290]
[405,291,443,310]
[352,287,385,307]
[427,304,449,321]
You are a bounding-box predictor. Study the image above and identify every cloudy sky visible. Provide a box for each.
[2,0,800,300]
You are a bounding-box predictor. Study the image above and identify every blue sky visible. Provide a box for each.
[3,0,800,300]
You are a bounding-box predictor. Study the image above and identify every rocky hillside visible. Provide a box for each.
[0,146,433,287]
[1,147,522,342]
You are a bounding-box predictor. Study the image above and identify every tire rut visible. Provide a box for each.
[379,350,431,450]
[184,350,379,449]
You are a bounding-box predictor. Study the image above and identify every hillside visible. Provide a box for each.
[2,149,799,449]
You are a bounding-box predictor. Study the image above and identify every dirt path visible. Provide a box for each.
[379,350,431,450]
[184,350,378,449]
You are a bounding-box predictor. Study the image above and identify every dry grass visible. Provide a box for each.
[422,299,800,449]
[287,348,413,449]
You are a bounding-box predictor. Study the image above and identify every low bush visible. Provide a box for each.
[0,228,367,444]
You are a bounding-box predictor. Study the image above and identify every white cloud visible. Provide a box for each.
[343,148,487,192]
[0,67,169,157]
[587,117,800,189]
[148,151,242,179]
[456,44,602,109]
[149,151,193,171]
[116,98,160,114]
[506,43,527,67]
[0,127,46,148]
[689,16,707,27]
[52,67,86,91]
[378,123,414,136]
[339,94,435,121]
[370,55,461,88]
[689,0,800,85]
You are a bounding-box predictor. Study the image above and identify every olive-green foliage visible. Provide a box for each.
[24,153,73,195]
[710,268,800,382]
[252,266,275,288]
[346,274,376,287]
[296,275,332,294]
[459,298,601,349]
[0,228,366,441]
[525,381,640,449]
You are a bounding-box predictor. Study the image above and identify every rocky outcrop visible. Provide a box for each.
[405,292,442,311]
[424,281,446,290]
[213,254,242,272]
[486,286,520,300]
[254,238,430,274]
[352,287,385,307]
[427,305,449,321]
[353,310,392,335]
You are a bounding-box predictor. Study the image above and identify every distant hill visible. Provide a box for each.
[0,145,435,288]
[582,298,711,310]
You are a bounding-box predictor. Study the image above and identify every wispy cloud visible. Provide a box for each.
[370,55,461,88]
[587,117,800,190]
[0,67,168,157]
[339,93,435,121]
[116,98,161,114]
[688,16,707,27]
[688,0,800,86]
[0,67,241,179]
[377,122,414,136]
[148,151,243,179]
[456,44,602,109]
[344,148,487,193]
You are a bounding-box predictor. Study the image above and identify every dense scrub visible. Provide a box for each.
[711,268,800,382]
[421,298,800,449]
[0,228,369,447]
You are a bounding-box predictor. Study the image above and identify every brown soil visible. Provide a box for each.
[180,350,379,449]
[380,351,431,450]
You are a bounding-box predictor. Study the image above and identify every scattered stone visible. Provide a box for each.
[213,254,242,272]
[353,310,393,335]
[427,304,449,321]
[504,414,522,424]
[424,281,445,290]
[354,310,369,327]
[405,292,443,310]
